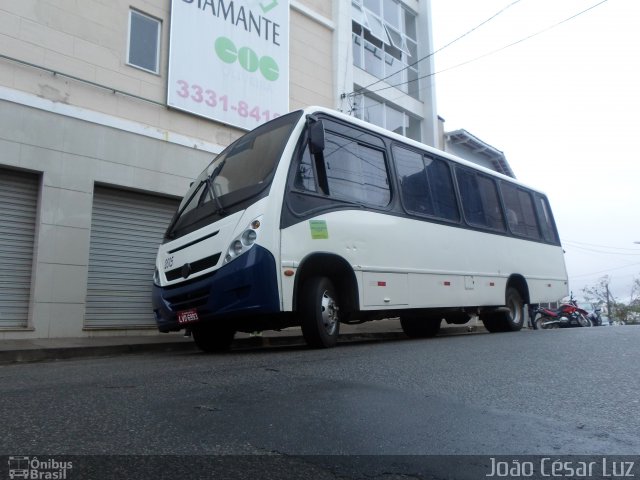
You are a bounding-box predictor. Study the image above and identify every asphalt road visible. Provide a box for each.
[1,326,639,479]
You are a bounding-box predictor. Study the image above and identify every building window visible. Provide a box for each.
[127,10,161,74]
[356,94,421,141]
[352,0,419,100]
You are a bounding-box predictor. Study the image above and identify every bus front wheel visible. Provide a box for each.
[300,277,341,348]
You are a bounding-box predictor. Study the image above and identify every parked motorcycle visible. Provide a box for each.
[587,308,603,327]
[532,295,592,329]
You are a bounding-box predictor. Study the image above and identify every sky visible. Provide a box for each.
[429,0,640,301]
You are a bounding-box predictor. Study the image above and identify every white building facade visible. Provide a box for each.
[0,0,446,339]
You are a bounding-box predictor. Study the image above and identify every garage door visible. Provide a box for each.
[0,168,39,328]
[85,186,179,328]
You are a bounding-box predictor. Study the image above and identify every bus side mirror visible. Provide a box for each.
[308,119,325,154]
[306,116,329,195]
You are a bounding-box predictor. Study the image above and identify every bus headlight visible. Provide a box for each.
[153,267,160,286]
[230,240,243,256]
[224,216,262,264]
[242,229,257,244]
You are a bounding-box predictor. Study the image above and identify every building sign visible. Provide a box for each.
[168,0,289,130]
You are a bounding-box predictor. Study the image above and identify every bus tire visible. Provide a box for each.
[192,323,235,353]
[300,277,341,348]
[481,287,525,332]
[400,315,441,338]
[481,316,505,332]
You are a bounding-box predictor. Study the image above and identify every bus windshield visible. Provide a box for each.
[166,110,303,239]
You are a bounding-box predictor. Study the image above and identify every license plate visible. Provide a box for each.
[177,309,199,325]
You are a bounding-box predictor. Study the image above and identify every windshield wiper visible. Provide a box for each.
[165,159,227,239]
[165,180,205,239]
[205,175,226,216]
[210,158,226,181]
[206,158,227,215]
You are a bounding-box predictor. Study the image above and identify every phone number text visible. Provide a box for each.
[175,80,280,123]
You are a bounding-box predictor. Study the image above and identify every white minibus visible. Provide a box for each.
[152,107,568,351]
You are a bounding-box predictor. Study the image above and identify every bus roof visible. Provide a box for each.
[298,106,547,196]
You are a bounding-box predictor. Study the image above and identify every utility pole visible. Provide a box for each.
[606,282,613,321]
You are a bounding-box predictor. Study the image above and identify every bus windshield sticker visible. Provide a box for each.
[309,220,329,239]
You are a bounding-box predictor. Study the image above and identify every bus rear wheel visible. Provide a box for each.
[481,287,525,332]
[192,323,235,353]
[300,277,341,348]
[400,315,441,338]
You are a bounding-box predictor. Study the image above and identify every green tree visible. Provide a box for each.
[582,276,640,324]
[582,275,613,313]
[619,278,640,324]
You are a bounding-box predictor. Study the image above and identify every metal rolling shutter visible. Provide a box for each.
[85,187,179,328]
[0,169,39,328]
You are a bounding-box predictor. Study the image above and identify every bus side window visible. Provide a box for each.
[456,169,484,225]
[394,145,433,215]
[427,156,460,222]
[323,131,390,207]
[294,150,318,193]
[501,183,541,240]
[534,194,559,243]
[456,169,505,231]
[393,145,459,222]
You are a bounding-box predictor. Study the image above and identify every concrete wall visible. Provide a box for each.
[0,1,334,143]
[0,0,444,339]
[0,1,337,338]
[0,100,213,339]
[289,6,334,110]
[0,0,244,149]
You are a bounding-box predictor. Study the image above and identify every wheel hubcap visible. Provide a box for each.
[320,289,339,335]
[508,297,522,324]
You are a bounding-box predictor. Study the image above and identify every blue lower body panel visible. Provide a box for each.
[152,245,280,332]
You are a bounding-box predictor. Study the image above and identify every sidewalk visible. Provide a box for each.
[0,318,486,365]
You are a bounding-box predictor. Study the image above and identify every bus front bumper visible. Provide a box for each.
[152,245,280,332]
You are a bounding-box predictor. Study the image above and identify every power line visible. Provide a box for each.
[563,242,640,256]
[563,239,640,252]
[570,262,640,279]
[351,0,525,97]
[354,0,609,98]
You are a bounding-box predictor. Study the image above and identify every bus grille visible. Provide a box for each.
[165,253,221,282]
[166,287,211,310]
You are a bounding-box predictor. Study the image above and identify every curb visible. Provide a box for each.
[0,325,486,365]
[0,331,404,365]
[0,340,197,365]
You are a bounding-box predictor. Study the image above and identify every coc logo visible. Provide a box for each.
[215,36,279,81]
